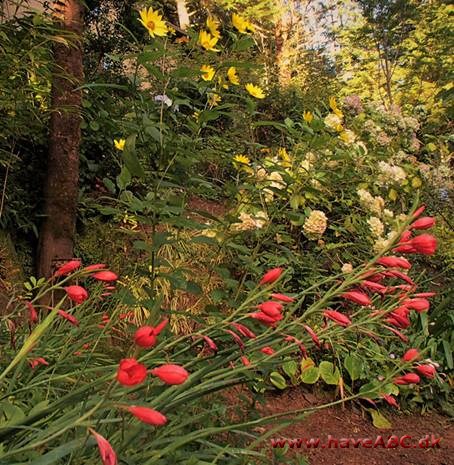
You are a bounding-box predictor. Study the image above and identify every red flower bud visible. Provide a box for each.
[249,311,282,327]
[134,327,157,348]
[90,429,117,465]
[117,358,147,386]
[402,348,420,362]
[53,259,81,277]
[324,309,351,327]
[259,267,283,285]
[384,270,415,286]
[92,270,118,282]
[413,292,436,298]
[382,394,399,408]
[410,217,435,230]
[271,293,295,303]
[29,357,49,369]
[394,373,420,385]
[302,324,321,347]
[384,325,409,342]
[230,322,256,339]
[256,301,283,318]
[260,346,275,355]
[57,310,79,326]
[399,231,412,243]
[84,263,107,272]
[402,298,430,313]
[409,234,437,255]
[341,290,371,306]
[202,335,218,352]
[376,256,411,269]
[360,280,387,293]
[415,364,436,378]
[225,329,244,349]
[127,405,167,426]
[241,355,251,366]
[26,301,38,324]
[151,364,189,385]
[65,285,88,304]
[413,205,426,218]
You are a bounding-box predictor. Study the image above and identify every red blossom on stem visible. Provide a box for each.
[29,357,49,369]
[230,322,256,339]
[341,290,371,306]
[376,256,411,270]
[259,267,283,285]
[271,293,295,303]
[150,364,189,385]
[394,373,420,385]
[126,405,167,426]
[53,259,81,277]
[402,348,420,362]
[90,429,117,465]
[415,364,436,378]
[256,301,283,318]
[116,359,147,386]
[65,285,89,304]
[26,301,38,324]
[92,270,119,282]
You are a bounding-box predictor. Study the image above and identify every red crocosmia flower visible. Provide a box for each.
[385,270,415,286]
[399,230,412,243]
[365,272,385,283]
[134,327,157,348]
[283,335,307,355]
[225,329,245,349]
[65,285,89,304]
[387,308,410,329]
[410,217,435,230]
[104,285,116,291]
[259,267,283,285]
[402,348,420,362]
[29,357,49,369]
[57,310,79,326]
[324,310,351,327]
[415,364,436,378]
[90,429,117,465]
[393,244,417,253]
[116,359,147,386]
[84,263,107,272]
[241,355,251,366]
[410,234,437,255]
[360,280,387,293]
[271,293,295,303]
[230,322,256,339]
[376,256,411,270]
[260,346,275,355]
[202,335,218,352]
[412,205,426,218]
[384,325,409,343]
[413,292,436,298]
[341,290,371,306]
[382,394,399,409]
[92,270,118,282]
[402,298,430,313]
[249,311,282,327]
[150,364,189,385]
[256,301,283,318]
[26,301,38,324]
[394,373,420,385]
[127,405,167,426]
[53,259,81,277]
[302,324,321,348]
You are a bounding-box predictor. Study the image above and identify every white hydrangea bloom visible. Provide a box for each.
[303,210,328,240]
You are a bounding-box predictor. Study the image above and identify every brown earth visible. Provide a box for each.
[259,387,453,465]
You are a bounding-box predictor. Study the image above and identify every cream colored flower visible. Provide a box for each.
[339,129,356,145]
[341,263,353,274]
[367,216,384,237]
[324,113,343,131]
[303,210,328,240]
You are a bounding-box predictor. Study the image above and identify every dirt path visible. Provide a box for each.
[261,388,453,465]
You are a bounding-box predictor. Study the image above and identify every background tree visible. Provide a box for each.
[37,0,84,278]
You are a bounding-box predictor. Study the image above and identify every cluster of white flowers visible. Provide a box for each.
[367,216,385,237]
[377,161,407,185]
[357,189,385,215]
[373,230,399,253]
[303,210,328,239]
[233,211,268,231]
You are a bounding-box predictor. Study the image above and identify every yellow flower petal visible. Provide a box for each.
[245,83,265,99]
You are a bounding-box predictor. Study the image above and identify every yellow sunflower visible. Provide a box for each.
[329,96,343,118]
[114,139,125,151]
[233,154,251,166]
[138,8,168,38]
[198,30,220,52]
[245,83,266,99]
[207,16,221,38]
[208,93,221,106]
[232,13,254,33]
[200,65,215,81]
[227,66,240,85]
[303,111,314,123]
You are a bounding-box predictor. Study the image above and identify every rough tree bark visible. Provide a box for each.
[37,0,83,278]
[275,0,292,87]
[176,0,190,30]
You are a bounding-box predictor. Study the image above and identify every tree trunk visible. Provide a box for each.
[176,0,190,30]
[37,0,83,278]
[275,1,292,87]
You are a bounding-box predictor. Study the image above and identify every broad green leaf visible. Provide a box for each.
[116,166,131,191]
[282,361,298,379]
[368,409,392,429]
[270,372,287,390]
[344,354,364,381]
[300,367,319,384]
[319,361,340,385]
